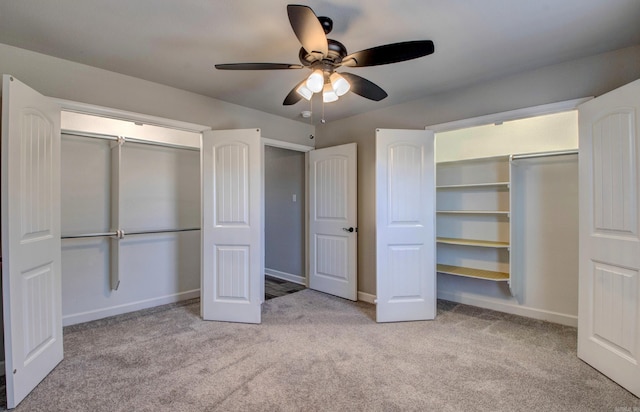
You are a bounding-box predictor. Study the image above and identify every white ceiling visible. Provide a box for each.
[1,0,639,123]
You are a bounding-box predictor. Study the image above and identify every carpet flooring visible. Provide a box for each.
[3,290,639,411]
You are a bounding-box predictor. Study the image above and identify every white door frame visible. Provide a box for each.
[54,99,210,135]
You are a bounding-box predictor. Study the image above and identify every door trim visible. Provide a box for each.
[262,137,313,152]
[426,97,592,132]
[53,98,209,133]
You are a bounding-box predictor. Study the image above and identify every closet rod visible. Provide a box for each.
[511,149,578,160]
[61,228,200,240]
[61,231,117,239]
[126,228,200,236]
[62,130,200,152]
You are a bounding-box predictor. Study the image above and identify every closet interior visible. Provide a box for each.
[436,155,512,282]
[60,112,201,326]
[434,109,580,324]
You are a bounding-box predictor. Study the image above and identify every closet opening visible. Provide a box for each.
[59,110,203,326]
[430,103,582,326]
[264,145,307,300]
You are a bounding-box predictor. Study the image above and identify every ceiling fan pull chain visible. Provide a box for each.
[309,99,315,138]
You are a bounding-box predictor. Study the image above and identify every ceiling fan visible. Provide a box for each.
[215,4,435,106]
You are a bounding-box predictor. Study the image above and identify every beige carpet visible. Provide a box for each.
[4,290,639,411]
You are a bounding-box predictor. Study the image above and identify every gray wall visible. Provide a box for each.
[0,43,314,146]
[314,45,640,296]
[264,146,305,280]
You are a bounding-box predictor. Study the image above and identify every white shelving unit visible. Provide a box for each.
[435,156,515,288]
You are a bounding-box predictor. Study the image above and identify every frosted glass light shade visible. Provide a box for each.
[306,70,324,93]
[322,83,339,103]
[330,72,350,96]
[296,83,313,100]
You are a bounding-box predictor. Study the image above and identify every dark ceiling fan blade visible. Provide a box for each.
[215,63,304,70]
[342,40,434,67]
[287,5,328,58]
[340,72,388,101]
[283,79,306,105]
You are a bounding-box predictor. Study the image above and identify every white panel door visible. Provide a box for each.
[578,79,640,397]
[201,129,262,323]
[1,75,63,408]
[376,129,436,322]
[309,143,357,300]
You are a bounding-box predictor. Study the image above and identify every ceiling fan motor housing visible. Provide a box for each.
[299,39,347,71]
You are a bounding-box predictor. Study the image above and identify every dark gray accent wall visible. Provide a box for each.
[265,146,305,278]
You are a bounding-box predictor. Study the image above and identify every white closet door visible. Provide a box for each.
[308,143,357,301]
[578,79,640,397]
[201,129,262,323]
[1,75,63,408]
[376,129,436,322]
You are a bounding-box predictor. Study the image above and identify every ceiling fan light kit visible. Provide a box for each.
[296,70,351,102]
[330,72,350,97]
[322,83,339,103]
[215,4,435,109]
[306,69,325,93]
[295,82,314,100]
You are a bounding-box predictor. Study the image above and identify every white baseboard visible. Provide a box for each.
[351,290,577,326]
[62,289,200,327]
[437,290,578,327]
[357,291,376,304]
[265,268,306,285]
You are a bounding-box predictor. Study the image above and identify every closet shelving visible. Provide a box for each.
[435,155,512,282]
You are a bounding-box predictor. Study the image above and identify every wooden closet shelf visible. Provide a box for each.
[436,264,509,281]
[436,237,510,248]
[436,182,510,190]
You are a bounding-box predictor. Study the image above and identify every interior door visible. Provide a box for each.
[1,75,63,408]
[578,79,640,397]
[308,143,357,301]
[201,129,263,323]
[376,129,436,322]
